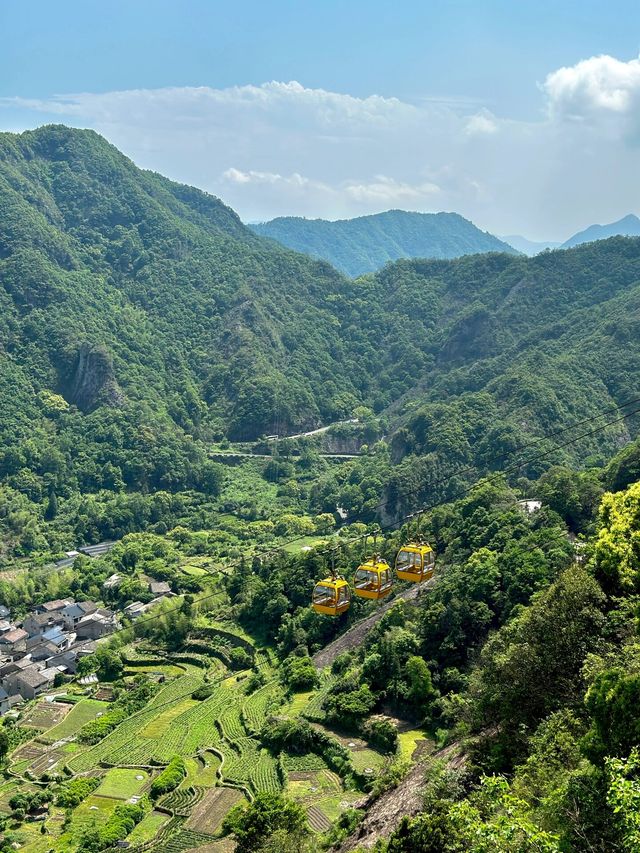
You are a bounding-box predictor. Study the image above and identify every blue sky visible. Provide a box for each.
[2,0,640,238]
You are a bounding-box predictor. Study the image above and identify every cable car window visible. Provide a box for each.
[355,569,373,587]
[313,586,334,604]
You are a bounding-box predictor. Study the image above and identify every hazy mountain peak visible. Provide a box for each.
[561,213,640,248]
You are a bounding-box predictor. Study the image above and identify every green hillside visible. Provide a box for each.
[2,126,640,853]
[250,209,519,277]
[1,126,640,559]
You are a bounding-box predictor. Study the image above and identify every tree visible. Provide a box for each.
[281,655,318,691]
[606,747,640,850]
[0,728,9,761]
[405,656,436,715]
[222,792,308,853]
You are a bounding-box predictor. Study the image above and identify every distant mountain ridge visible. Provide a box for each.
[500,235,561,256]
[250,210,519,277]
[561,213,640,249]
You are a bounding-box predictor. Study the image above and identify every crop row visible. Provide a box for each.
[280,751,328,772]
[160,785,206,816]
[242,681,283,733]
[103,688,230,766]
[69,675,204,772]
[145,829,212,853]
[250,752,281,794]
[218,703,246,742]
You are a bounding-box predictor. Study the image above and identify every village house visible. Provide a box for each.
[62,601,98,630]
[0,688,10,715]
[34,599,72,616]
[14,666,54,700]
[148,580,171,596]
[123,601,147,620]
[75,608,117,640]
[0,628,28,657]
[1,658,38,694]
[23,610,65,639]
[27,641,59,662]
[47,650,79,675]
[41,626,68,651]
[0,606,10,620]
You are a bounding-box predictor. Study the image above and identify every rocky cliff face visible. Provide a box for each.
[66,343,123,410]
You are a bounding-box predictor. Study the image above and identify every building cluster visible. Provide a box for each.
[0,599,118,710]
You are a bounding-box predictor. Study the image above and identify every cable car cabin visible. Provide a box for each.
[395,543,435,583]
[353,558,393,600]
[312,578,351,616]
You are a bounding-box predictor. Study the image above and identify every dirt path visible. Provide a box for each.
[311,580,435,670]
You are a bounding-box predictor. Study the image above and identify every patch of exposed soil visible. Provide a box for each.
[336,742,464,851]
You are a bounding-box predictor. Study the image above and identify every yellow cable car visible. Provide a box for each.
[353,556,393,600]
[395,542,435,583]
[312,577,351,616]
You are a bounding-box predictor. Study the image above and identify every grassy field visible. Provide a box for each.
[141,698,199,737]
[283,689,314,715]
[55,794,122,851]
[397,728,429,761]
[124,662,186,677]
[282,536,327,553]
[94,767,150,799]
[181,752,220,787]
[128,810,169,844]
[40,698,109,742]
[350,747,387,776]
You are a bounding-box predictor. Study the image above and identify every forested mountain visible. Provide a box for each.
[1,125,640,558]
[3,126,640,853]
[250,210,518,277]
[561,213,640,248]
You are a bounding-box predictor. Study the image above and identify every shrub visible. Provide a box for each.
[150,755,186,799]
[55,777,100,808]
[281,655,318,691]
[192,684,216,700]
[363,718,398,754]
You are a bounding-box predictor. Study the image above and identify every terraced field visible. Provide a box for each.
[185,786,245,835]
[286,768,361,833]
[21,701,71,731]
[39,698,109,743]
[242,680,283,733]
[68,676,204,771]
[3,623,378,850]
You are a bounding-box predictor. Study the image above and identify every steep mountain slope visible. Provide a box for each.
[561,213,640,248]
[0,125,365,451]
[250,210,518,277]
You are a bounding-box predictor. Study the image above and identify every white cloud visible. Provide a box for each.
[344,175,440,203]
[3,61,640,238]
[465,110,498,136]
[543,54,640,120]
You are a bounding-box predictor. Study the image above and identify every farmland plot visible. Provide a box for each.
[185,786,245,835]
[21,701,71,731]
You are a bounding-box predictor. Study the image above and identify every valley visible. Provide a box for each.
[0,125,640,851]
